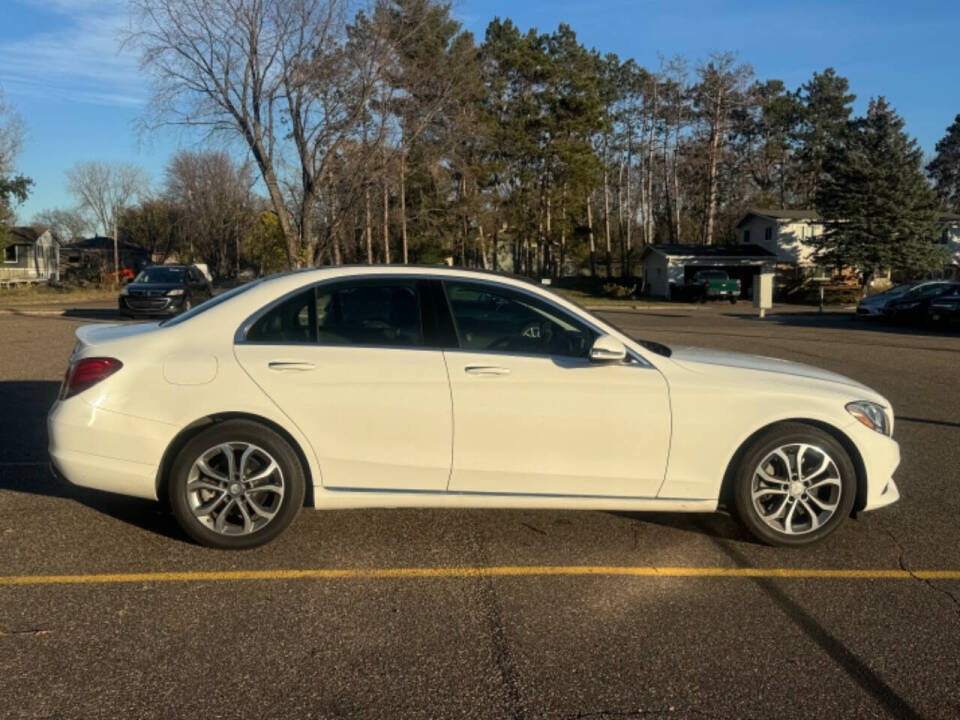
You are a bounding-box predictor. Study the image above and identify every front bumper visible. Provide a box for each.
[119,294,185,316]
[846,418,901,512]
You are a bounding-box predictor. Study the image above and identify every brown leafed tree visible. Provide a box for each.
[128,0,390,268]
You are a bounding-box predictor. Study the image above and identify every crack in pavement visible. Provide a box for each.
[882,526,960,622]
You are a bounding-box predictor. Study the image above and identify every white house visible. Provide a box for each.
[940,213,960,280]
[736,209,822,267]
[1,227,60,284]
[736,208,960,281]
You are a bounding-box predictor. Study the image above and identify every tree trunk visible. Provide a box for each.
[400,149,409,264]
[673,115,682,244]
[603,166,612,277]
[112,218,119,289]
[478,224,489,270]
[382,173,390,264]
[704,83,724,246]
[624,146,632,277]
[364,183,373,264]
[587,195,596,277]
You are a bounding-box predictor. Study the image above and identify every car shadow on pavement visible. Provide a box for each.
[703,526,925,720]
[0,380,187,543]
[608,510,756,543]
[60,308,131,322]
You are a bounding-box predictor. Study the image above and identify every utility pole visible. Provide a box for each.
[113,217,119,289]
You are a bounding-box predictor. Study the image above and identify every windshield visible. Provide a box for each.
[904,282,950,299]
[160,280,264,327]
[550,288,673,358]
[134,267,187,284]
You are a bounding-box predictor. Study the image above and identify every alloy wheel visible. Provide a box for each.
[750,443,842,535]
[186,442,285,536]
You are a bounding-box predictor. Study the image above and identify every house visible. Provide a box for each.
[939,213,960,280]
[736,209,822,268]
[736,207,960,281]
[1,227,60,284]
[641,244,777,299]
[60,236,151,280]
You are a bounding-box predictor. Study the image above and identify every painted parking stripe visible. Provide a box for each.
[1,566,960,586]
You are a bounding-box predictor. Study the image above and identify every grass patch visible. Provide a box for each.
[0,284,117,306]
[551,287,668,308]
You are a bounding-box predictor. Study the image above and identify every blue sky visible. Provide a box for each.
[3,0,960,222]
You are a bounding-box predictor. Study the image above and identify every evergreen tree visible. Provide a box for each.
[795,68,855,206]
[927,114,960,212]
[814,98,945,292]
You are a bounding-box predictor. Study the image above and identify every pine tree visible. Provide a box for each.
[795,68,855,206]
[927,114,960,212]
[814,98,945,292]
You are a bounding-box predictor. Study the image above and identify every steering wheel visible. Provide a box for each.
[486,321,550,352]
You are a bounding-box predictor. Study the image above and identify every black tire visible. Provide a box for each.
[729,296,737,304]
[732,422,856,547]
[168,420,305,549]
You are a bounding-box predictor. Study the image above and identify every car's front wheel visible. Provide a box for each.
[168,420,305,549]
[733,423,856,546]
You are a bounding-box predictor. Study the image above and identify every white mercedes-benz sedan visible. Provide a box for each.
[48,266,901,549]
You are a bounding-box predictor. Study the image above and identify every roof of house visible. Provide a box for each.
[64,236,149,253]
[644,243,777,259]
[738,208,960,226]
[7,226,48,245]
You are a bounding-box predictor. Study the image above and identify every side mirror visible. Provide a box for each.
[589,334,627,363]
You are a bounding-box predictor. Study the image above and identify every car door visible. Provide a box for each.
[234,278,453,491]
[442,280,671,498]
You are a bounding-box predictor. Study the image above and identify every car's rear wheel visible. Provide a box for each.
[168,420,305,549]
[733,423,856,547]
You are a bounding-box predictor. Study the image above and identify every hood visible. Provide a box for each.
[669,345,874,393]
[124,282,183,293]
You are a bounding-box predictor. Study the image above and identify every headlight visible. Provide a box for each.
[846,401,892,436]
[166,288,185,296]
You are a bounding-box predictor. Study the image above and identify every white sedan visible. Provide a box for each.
[48,267,901,549]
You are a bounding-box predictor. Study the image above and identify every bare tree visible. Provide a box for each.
[0,85,24,178]
[66,161,148,282]
[128,0,389,268]
[692,52,752,245]
[164,150,256,275]
[32,208,94,242]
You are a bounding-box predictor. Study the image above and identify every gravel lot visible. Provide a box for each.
[0,303,958,719]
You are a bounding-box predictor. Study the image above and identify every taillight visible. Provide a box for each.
[60,357,123,400]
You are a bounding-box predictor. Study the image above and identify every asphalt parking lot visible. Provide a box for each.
[1,303,958,719]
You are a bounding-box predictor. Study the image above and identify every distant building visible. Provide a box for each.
[1,227,60,284]
[938,213,960,281]
[736,207,960,282]
[60,236,151,279]
[641,243,777,299]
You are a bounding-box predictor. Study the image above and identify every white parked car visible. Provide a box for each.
[48,267,901,549]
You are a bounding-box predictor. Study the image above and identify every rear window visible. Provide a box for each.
[160,280,263,327]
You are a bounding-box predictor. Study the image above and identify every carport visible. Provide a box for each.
[641,243,777,299]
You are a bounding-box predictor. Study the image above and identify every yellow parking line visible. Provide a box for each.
[1,566,960,586]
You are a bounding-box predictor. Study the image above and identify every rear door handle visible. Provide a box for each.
[268,361,316,372]
[464,365,511,376]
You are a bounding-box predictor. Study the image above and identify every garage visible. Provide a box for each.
[641,243,777,299]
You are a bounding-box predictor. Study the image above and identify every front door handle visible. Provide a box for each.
[464,365,511,376]
[268,361,316,372]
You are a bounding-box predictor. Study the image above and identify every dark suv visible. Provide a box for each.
[119,265,213,317]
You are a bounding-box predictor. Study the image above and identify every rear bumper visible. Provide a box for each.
[48,397,175,501]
